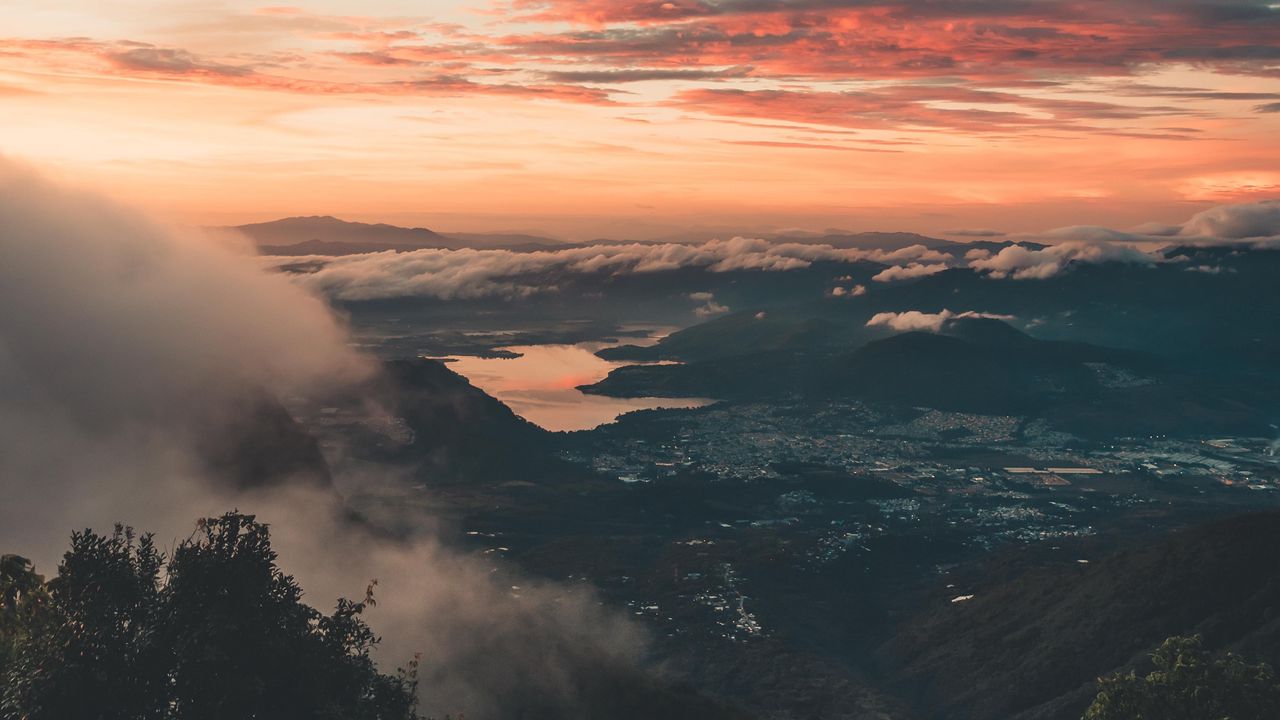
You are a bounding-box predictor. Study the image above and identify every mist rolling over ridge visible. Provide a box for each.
[0,160,745,719]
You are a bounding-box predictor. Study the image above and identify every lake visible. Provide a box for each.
[444,342,712,431]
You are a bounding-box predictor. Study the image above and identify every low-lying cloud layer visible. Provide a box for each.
[1180,199,1280,239]
[260,199,1280,301]
[267,237,948,301]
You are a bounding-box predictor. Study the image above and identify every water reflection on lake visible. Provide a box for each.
[443,343,712,432]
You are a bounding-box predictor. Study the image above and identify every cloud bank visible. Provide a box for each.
[1180,199,1280,239]
[267,238,948,301]
[0,157,368,494]
[966,240,1158,279]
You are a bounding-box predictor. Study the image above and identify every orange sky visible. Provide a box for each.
[3,1,1278,238]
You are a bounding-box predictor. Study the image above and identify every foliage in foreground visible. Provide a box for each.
[1084,634,1280,720]
[0,512,420,720]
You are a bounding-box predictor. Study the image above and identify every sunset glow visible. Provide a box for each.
[3,1,1278,236]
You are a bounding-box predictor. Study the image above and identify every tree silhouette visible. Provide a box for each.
[0,512,419,720]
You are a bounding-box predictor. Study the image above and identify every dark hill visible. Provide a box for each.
[882,511,1280,720]
[197,390,333,491]
[828,318,1156,414]
[376,359,571,484]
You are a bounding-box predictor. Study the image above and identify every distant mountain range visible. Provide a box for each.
[230,216,960,255]
[230,216,570,254]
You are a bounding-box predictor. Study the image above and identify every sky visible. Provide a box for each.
[2,0,1278,238]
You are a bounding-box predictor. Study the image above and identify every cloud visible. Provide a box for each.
[694,300,730,317]
[106,46,253,76]
[830,284,867,297]
[1038,225,1147,243]
[967,240,1158,279]
[1127,222,1184,237]
[671,85,1189,136]
[265,236,931,301]
[973,200,1280,261]
[689,290,729,316]
[872,262,949,282]
[1179,199,1280,239]
[0,159,368,440]
[866,309,1014,333]
[498,0,1280,87]
[542,65,753,83]
[13,0,1280,142]
[19,37,616,105]
[0,153,370,591]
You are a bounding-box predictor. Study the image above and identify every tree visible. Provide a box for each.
[159,512,418,720]
[1084,635,1280,720]
[0,512,420,720]
[0,555,49,680]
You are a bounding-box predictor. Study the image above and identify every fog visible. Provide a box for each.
[0,158,648,717]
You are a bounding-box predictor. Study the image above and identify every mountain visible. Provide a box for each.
[234,216,464,253]
[881,511,1280,720]
[371,358,572,484]
[233,217,583,255]
[827,317,1155,414]
[583,317,1276,437]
